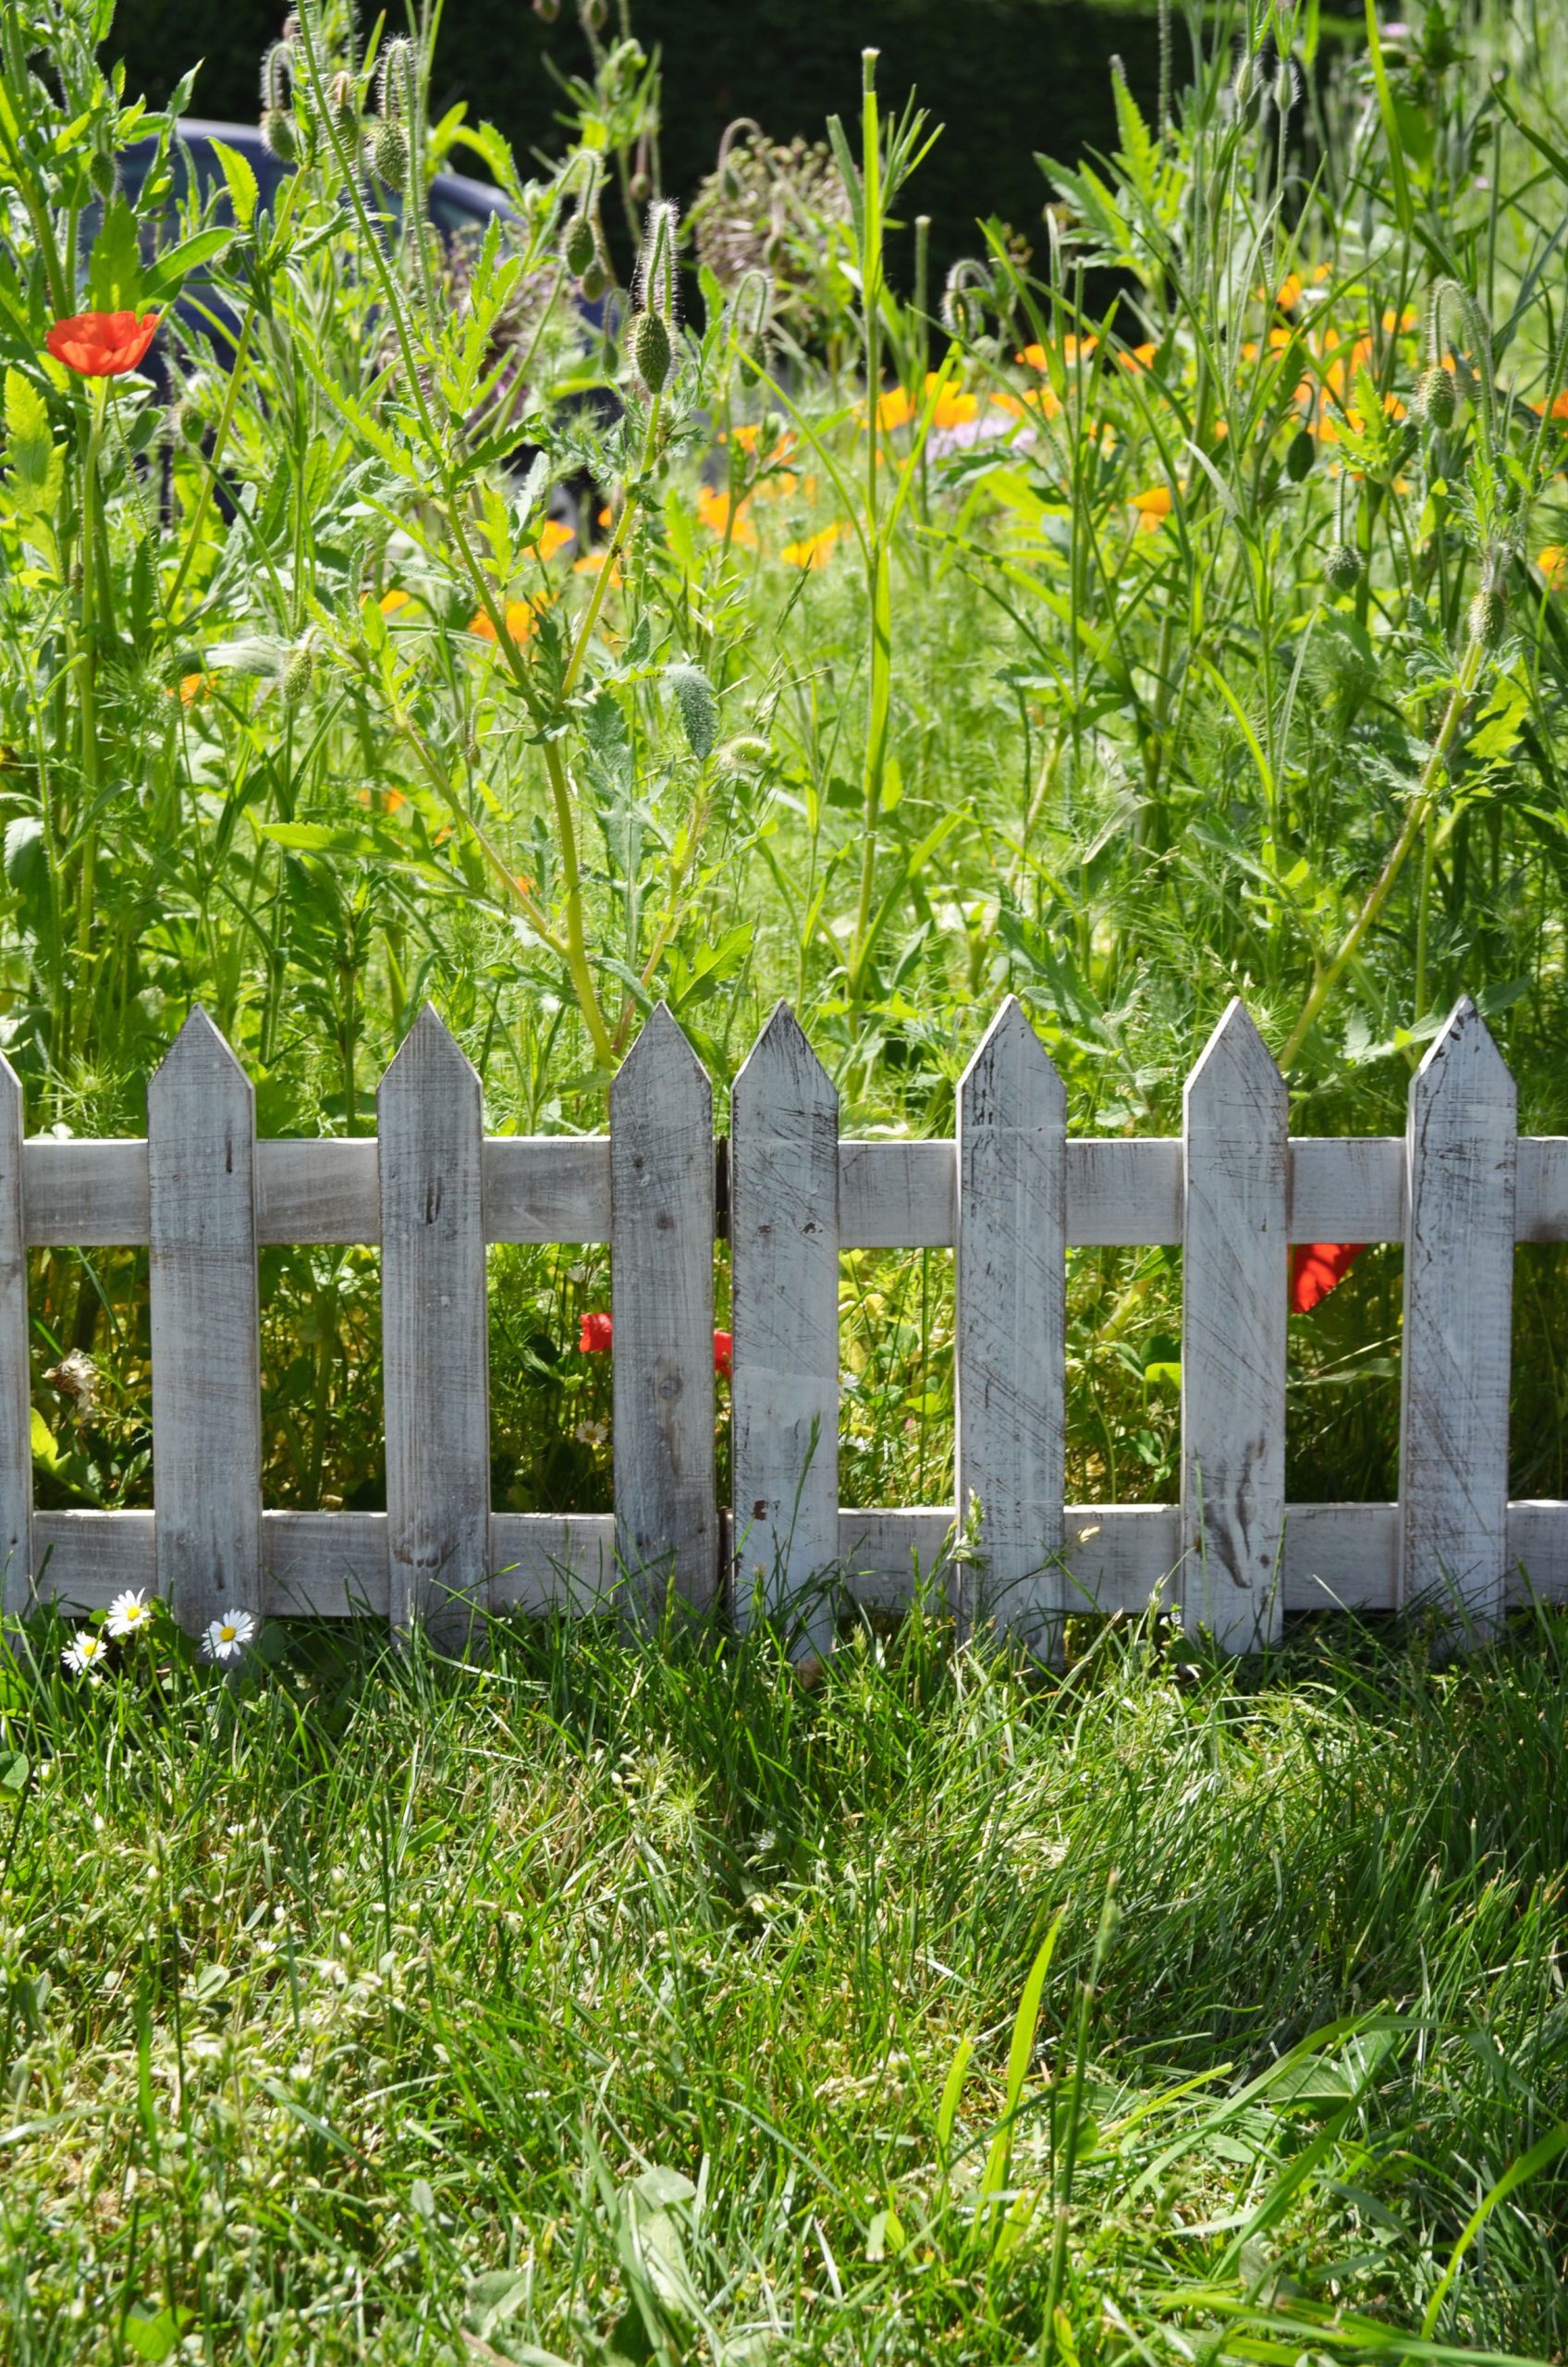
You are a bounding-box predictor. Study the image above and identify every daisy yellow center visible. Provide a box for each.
[219,1624,238,1641]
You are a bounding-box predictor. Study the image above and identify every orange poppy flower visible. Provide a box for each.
[1538,546,1567,590]
[528,519,575,561]
[45,309,160,377]
[1290,1242,1367,1313]
[696,484,758,546]
[469,598,546,643]
[780,522,841,570]
[1128,484,1176,531]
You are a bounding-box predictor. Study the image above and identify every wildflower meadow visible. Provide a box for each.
[1,0,1567,2356]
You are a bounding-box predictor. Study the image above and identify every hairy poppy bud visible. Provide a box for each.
[564,212,596,278]
[261,106,298,163]
[583,0,608,28]
[581,255,609,303]
[665,662,717,761]
[1324,542,1362,592]
[533,0,560,16]
[630,165,651,203]
[327,70,357,138]
[280,643,319,703]
[1415,363,1458,430]
[367,115,409,188]
[631,307,672,394]
[89,150,116,203]
[635,199,680,325]
[1468,583,1506,646]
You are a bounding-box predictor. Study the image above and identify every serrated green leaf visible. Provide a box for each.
[207,136,258,230]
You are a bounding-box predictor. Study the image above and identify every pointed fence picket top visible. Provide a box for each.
[955,999,1067,1656]
[1399,998,1516,1632]
[149,1009,263,1636]
[611,1004,717,1613]
[378,1006,490,1652]
[1181,1000,1288,1650]
[0,1054,30,1618]
[730,1002,839,1654]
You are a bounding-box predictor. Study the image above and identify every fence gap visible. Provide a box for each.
[730,1001,839,1658]
[1181,1000,1288,1650]
[1399,996,1516,1634]
[610,1003,717,1617]
[955,997,1067,1658]
[149,1009,263,1636]
[377,1005,490,1653]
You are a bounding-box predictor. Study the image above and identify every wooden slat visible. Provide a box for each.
[611,1004,717,1613]
[1068,1139,1182,1245]
[257,1140,378,1244]
[955,999,1066,1653]
[1399,999,1516,1634]
[1181,1002,1289,1650]
[0,1056,31,1616]
[485,1137,611,1243]
[839,1139,953,1247]
[377,1007,491,1650]
[149,1011,263,1637]
[23,1139,148,1245]
[730,1004,839,1654]
[25,1500,1568,1619]
[1515,1139,1568,1242]
[1289,1137,1403,1244]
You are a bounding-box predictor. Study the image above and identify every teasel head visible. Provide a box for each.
[635,199,680,328]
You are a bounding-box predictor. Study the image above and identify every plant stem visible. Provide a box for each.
[73,381,109,991]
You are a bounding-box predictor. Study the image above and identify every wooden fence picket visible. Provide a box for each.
[1181,1000,1288,1650]
[955,999,1067,1656]
[8,991,1564,1654]
[730,1002,839,1656]
[149,1010,263,1637]
[0,1054,31,1618]
[611,1004,717,1615]
[377,1006,490,1651]
[1399,997,1516,1633]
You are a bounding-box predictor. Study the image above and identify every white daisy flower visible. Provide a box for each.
[105,1588,156,1640]
[202,1610,256,1663]
[62,1630,109,1682]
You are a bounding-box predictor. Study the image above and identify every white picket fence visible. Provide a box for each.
[3,992,1565,1657]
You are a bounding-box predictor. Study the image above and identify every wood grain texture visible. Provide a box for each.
[257,1140,379,1243]
[611,1004,717,1614]
[377,1007,490,1650]
[1181,1001,1289,1650]
[148,1011,263,1636]
[0,1057,31,1615]
[1399,998,1516,1633]
[955,1000,1067,1654]
[730,1004,839,1653]
[485,1137,611,1242]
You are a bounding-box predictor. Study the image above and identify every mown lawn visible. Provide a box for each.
[2,1602,1565,2362]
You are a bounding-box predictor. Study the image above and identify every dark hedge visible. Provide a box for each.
[105,1,1166,281]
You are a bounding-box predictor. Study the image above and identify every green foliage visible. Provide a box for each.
[1,1602,1566,2354]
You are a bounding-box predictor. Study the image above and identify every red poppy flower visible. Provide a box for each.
[1290,1242,1368,1314]
[577,1310,734,1376]
[44,309,161,378]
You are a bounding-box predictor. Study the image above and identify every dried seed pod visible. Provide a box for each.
[1323,542,1363,592]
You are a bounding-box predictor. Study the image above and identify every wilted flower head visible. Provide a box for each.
[43,1348,98,1414]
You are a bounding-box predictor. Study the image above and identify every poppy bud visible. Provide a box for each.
[630,166,651,203]
[564,212,596,278]
[327,70,357,138]
[1467,583,1506,646]
[583,0,607,28]
[631,307,672,394]
[89,150,116,202]
[280,643,319,703]
[1415,364,1458,430]
[635,200,680,325]
[1324,542,1362,592]
[368,115,409,188]
[533,0,560,15]
[261,106,298,163]
[581,256,609,303]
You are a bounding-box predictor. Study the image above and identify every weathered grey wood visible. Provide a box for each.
[839,1140,954,1247]
[485,1137,612,1242]
[1399,999,1516,1633]
[257,1140,379,1243]
[23,1139,149,1245]
[377,1007,490,1650]
[1289,1136,1403,1244]
[954,1000,1066,1653]
[0,1057,31,1615]
[1515,1139,1568,1242]
[1068,1139,1182,1245]
[21,1499,1568,1619]
[611,1004,717,1613]
[1181,1002,1289,1650]
[730,1004,839,1652]
[149,1011,263,1636]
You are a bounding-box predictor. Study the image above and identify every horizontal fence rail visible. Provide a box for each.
[5,994,1567,1654]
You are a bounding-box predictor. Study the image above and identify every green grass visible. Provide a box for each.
[2,1601,1565,2361]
